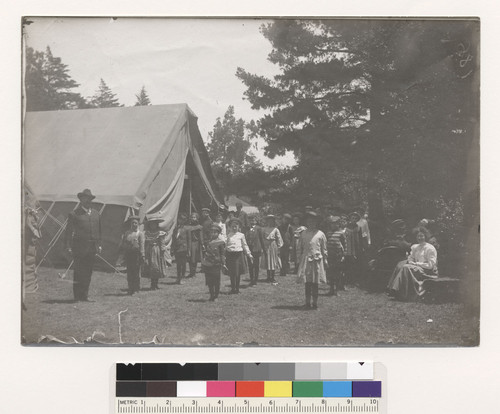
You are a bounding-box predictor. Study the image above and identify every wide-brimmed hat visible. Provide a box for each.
[326,215,341,223]
[305,211,320,219]
[227,217,242,226]
[77,188,96,200]
[126,215,140,223]
[145,213,164,223]
[304,205,313,210]
[201,207,211,212]
[391,219,405,227]
[349,211,361,221]
[282,213,292,220]
[391,219,407,233]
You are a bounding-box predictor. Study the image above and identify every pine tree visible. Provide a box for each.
[206,106,262,194]
[89,78,122,108]
[25,46,86,111]
[134,86,151,106]
[236,20,478,212]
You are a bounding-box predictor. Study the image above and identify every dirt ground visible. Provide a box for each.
[21,266,479,346]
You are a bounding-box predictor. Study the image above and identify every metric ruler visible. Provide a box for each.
[115,397,382,413]
[113,363,386,414]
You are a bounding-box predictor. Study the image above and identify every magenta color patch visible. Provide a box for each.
[206,381,236,397]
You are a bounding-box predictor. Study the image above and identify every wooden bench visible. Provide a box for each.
[422,277,460,303]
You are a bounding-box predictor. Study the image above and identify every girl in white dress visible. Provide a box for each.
[261,215,283,285]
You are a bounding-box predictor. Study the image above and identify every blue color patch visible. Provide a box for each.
[323,381,352,397]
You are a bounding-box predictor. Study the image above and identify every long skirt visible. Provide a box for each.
[125,249,141,292]
[190,241,202,262]
[297,257,327,284]
[262,242,281,271]
[142,244,167,279]
[387,264,437,301]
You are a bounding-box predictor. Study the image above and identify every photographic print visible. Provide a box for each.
[21,17,479,346]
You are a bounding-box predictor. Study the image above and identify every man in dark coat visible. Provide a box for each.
[65,189,102,301]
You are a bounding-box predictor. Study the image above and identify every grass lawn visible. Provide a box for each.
[21,266,479,346]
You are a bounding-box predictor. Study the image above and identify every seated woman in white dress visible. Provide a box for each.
[386,226,438,301]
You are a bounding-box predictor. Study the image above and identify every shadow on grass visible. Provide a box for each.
[187,299,208,303]
[271,305,307,311]
[42,299,77,304]
[103,293,129,297]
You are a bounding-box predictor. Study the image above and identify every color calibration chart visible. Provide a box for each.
[114,362,386,413]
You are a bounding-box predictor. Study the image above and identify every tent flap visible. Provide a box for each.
[24,104,223,268]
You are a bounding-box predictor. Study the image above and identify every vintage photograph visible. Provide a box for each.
[21,17,479,346]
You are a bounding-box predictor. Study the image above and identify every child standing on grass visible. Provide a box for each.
[246,216,265,286]
[201,224,226,301]
[325,216,346,295]
[225,218,253,294]
[142,214,168,290]
[261,215,283,285]
[297,212,328,310]
[118,215,145,295]
[171,214,190,284]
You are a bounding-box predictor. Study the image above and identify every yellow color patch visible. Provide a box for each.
[264,381,292,397]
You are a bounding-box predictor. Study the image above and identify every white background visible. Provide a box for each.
[1,1,498,413]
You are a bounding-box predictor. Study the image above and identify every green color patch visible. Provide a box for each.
[292,381,323,397]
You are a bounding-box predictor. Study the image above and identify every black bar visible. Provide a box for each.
[193,364,219,380]
[142,363,198,380]
[116,363,142,381]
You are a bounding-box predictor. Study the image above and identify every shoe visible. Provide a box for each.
[303,304,311,310]
[311,304,318,310]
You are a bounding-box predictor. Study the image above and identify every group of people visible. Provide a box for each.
[62,188,439,306]
[114,200,375,309]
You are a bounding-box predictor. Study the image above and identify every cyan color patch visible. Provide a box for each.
[323,381,352,397]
